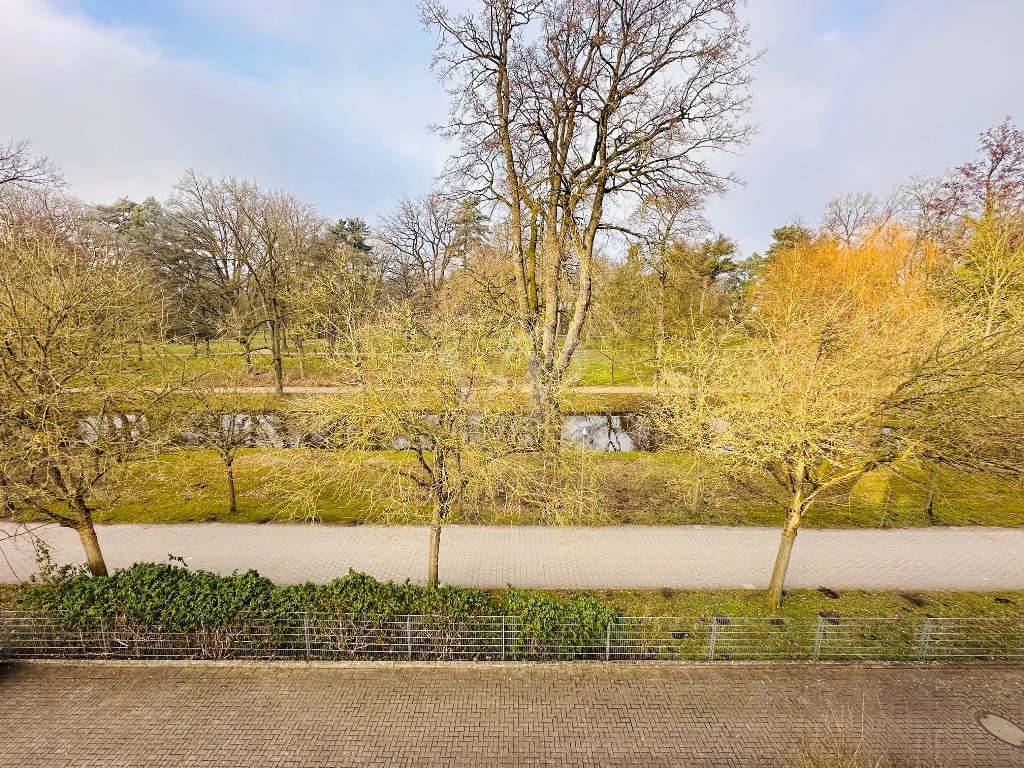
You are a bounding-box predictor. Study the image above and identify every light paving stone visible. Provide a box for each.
[1,662,1022,767]
[2,522,1024,589]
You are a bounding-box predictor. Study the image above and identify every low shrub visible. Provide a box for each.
[16,561,618,655]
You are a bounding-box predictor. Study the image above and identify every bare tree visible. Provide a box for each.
[166,172,325,392]
[376,191,471,299]
[0,139,62,188]
[174,385,281,516]
[0,222,173,575]
[306,305,528,585]
[820,191,897,245]
[423,0,756,429]
[631,192,707,376]
[232,182,324,393]
[658,231,1021,610]
[944,212,1024,336]
[929,118,1024,221]
[289,233,385,370]
[166,171,259,358]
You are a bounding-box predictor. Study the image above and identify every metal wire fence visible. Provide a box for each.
[1,612,1022,662]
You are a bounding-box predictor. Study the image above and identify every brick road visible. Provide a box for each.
[3,523,1024,589]
[1,661,1022,767]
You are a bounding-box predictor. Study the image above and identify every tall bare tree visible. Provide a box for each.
[820,191,897,245]
[630,191,707,377]
[166,171,258,357]
[166,173,325,392]
[233,183,324,393]
[289,229,385,369]
[423,0,756,428]
[377,191,474,299]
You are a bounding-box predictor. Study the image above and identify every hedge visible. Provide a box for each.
[16,561,617,650]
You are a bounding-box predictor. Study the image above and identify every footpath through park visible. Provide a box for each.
[3,523,1023,589]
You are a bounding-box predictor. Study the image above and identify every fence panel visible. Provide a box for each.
[1,611,1021,663]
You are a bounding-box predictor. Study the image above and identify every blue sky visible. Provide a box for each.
[3,0,1024,256]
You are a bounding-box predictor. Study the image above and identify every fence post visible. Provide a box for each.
[708,619,718,661]
[303,612,311,661]
[406,615,413,660]
[813,616,825,661]
[104,619,114,659]
[605,621,612,661]
[501,617,506,661]
[916,617,935,661]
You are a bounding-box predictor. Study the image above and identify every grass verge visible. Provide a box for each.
[568,588,1024,620]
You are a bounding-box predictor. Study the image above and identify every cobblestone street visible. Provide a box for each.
[1,661,1022,767]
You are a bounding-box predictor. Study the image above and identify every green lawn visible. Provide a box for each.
[566,347,657,387]
[575,587,1024,620]
[89,448,1024,528]
[136,338,351,388]
[128,339,658,389]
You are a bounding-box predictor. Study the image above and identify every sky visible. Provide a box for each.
[2,0,1024,256]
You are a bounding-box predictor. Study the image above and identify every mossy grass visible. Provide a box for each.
[568,587,1024,620]
[85,448,1024,528]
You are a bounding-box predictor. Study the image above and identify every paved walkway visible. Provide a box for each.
[1,661,1022,767]
[3,523,1024,589]
[217,385,653,395]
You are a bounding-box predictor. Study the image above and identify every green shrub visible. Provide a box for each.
[17,561,618,653]
[504,587,617,647]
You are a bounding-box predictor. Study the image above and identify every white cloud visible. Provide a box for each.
[0,0,448,217]
[3,0,1022,250]
[705,0,1024,255]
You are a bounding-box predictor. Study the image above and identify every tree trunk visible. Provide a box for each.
[698,277,711,318]
[73,515,108,577]
[269,316,285,395]
[241,338,253,371]
[527,354,563,451]
[427,504,442,587]
[295,338,306,380]
[655,272,667,385]
[924,471,937,524]
[226,458,237,515]
[766,499,805,611]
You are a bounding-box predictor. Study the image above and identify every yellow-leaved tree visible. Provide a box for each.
[658,228,1020,609]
